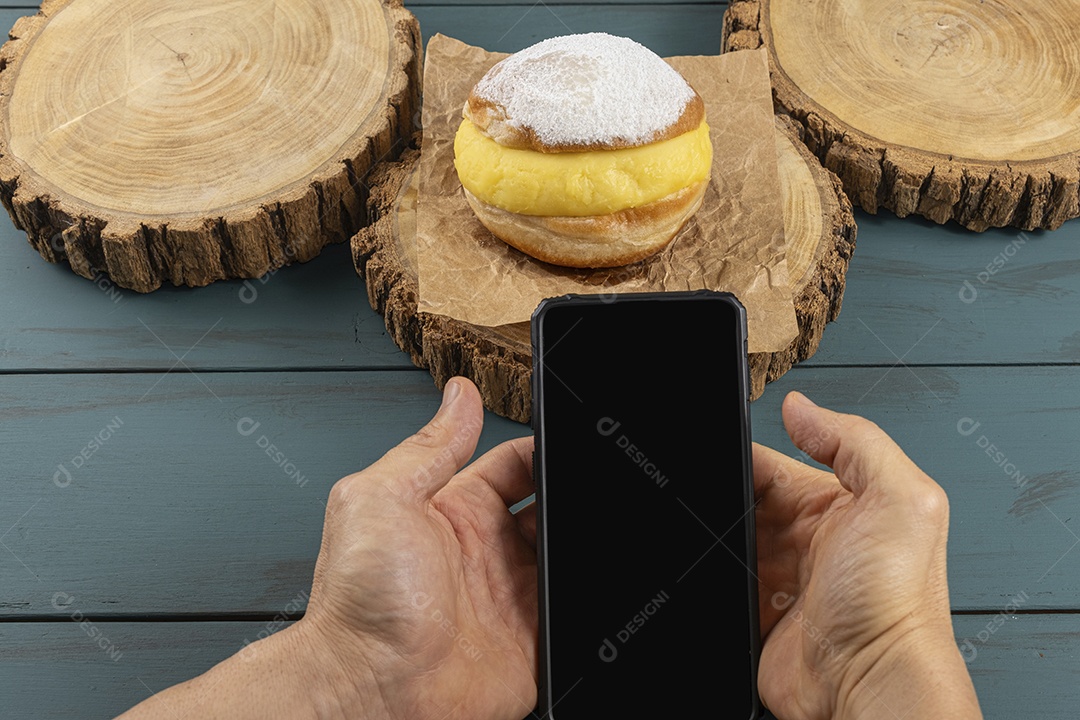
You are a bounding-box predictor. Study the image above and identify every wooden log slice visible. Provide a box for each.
[353,116,856,424]
[0,0,421,292]
[723,0,1080,232]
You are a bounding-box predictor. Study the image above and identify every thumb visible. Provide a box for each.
[781,391,935,500]
[366,377,485,503]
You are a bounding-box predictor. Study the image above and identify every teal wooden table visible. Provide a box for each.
[2,2,1079,717]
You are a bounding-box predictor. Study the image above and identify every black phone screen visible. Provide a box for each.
[533,292,758,719]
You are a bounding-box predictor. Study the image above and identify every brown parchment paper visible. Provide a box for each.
[416,35,797,353]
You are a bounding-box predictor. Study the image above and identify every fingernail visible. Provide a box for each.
[441,379,461,409]
[791,392,817,408]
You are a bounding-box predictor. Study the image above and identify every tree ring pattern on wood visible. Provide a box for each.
[353,117,856,423]
[723,0,1080,232]
[0,0,422,291]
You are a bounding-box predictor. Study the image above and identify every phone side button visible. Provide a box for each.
[743,335,750,403]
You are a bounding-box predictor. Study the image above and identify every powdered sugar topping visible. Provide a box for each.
[473,33,696,147]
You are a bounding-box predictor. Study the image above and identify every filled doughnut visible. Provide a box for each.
[453,33,712,268]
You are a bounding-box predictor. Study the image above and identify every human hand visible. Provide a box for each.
[753,392,981,720]
[115,377,537,720]
[296,376,538,720]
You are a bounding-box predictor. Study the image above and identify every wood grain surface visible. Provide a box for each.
[0,238,414,370]
[723,0,1080,232]
[0,0,421,292]
[411,4,724,55]
[4,202,1080,371]
[1,615,1076,720]
[802,213,1080,366]
[5,205,1079,371]
[0,372,525,617]
[353,117,856,422]
[4,366,1080,617]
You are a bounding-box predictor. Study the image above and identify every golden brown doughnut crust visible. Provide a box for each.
[462,180,709,267]
[464,91,705,153]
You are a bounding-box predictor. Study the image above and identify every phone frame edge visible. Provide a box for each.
[531,291,762,719]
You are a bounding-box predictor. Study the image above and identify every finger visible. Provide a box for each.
[461,435,535,507]
[752,442,807,497]
[752,442,838,500]
[514,503,537,550]
[364,377,484,503]
[781,391,934,498]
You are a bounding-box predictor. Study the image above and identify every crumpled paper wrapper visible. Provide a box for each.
[417,35,797,353]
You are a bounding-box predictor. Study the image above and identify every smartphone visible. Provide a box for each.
[532,290,759,719]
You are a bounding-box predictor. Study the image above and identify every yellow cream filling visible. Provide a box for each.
[453,118,712,217]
